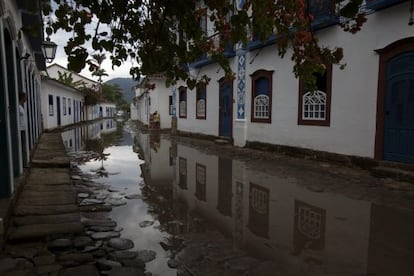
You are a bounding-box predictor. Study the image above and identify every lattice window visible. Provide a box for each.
[251,186,268,214]
[254,94,269,119]
[179,101,186,117]
[302,90,326,120]
[298,64,331,126]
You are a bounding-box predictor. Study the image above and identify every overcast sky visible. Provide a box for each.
[50,28,134,82]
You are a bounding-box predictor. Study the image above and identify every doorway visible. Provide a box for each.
[219,79,233,138]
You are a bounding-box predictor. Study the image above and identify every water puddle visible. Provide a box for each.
[62,119,414,276]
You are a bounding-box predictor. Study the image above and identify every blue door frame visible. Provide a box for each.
[219,79,233,138]
[383,52,414,163]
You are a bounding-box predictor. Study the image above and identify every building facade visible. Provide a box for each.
[131,75,172,129]
[41,77,85,130]
[45,64,117,123]
[168,0,414,164]
[0,0,47,199]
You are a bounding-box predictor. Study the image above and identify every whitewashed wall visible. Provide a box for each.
[149,78,172,129]
[41,78,84,130]
[131,78,172,129]
[178,57,237,136]
[172,2,413,159]
[244,2,412,158]
[47,64,99,89]
[131,85,150,125]
[100,102,116,117]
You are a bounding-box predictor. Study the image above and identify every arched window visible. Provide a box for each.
[298,64,332,126]
[251,70,273,123]
[302,90,326,120]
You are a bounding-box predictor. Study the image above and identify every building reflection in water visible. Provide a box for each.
[133,132,414,276]
[62,119,118,153]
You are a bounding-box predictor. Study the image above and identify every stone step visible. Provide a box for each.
[18,191,77,206]
[14,204,79,216]
[27,168,71,185]
[8,222,84,241]
[13,213,80,226]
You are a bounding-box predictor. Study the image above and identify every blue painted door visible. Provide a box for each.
[383,52,414,163]
[219,80,233,138]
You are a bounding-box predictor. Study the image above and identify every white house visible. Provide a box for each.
[47,63,100,90]
[41,77,85,130]
[151,0,414,165]
[131,74,172,129]
[46,64,117,122]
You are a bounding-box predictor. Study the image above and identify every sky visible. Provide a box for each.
[49,28,134,82]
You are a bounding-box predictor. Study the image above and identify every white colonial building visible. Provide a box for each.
[131,74,172,129]
[44,64,117,124]
[143,0,414,165]
[41,77,85,130]
[0,0,47,201]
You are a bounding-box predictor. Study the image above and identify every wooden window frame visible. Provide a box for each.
[251,69,273,123]
[196,83,207,119]
[179,86,187,118]
[298,64,332,126]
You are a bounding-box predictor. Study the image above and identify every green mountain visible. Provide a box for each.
[104,78,137,103]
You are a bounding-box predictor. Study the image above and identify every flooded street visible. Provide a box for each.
[62,119,414,276]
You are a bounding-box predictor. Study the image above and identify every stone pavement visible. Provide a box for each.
[0,133,148,276]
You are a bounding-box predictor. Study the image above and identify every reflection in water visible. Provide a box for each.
[67,123,414,276]
[248,183,269,239]
[218,158,232,217]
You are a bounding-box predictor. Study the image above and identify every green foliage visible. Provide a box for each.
[101,83,128,108]
[81,87,99,105]
[87,53,108,83]
[57,71,85,88]
[44,0,368,90]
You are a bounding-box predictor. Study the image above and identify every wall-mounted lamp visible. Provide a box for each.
[41,40,57,62]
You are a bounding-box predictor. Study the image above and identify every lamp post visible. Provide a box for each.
[41,40,57,62]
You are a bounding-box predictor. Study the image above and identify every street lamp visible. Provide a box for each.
[41,40,57,62]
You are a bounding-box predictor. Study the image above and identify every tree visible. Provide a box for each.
[101,83,128,108]
[87,53,109,83]
[43,0,367,90]
[57,71,85,88]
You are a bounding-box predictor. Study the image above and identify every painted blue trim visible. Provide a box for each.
[245,13,338,52]
[190,56,213,69]
[365,0,407,11]
[246,34,277,51]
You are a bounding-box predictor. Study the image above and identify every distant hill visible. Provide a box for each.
[104,78,137,103]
